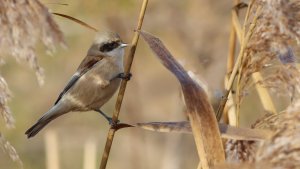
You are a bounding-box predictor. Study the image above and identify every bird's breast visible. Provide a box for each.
[63,57,123,110]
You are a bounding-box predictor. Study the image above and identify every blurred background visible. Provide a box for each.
[0,0,267,168]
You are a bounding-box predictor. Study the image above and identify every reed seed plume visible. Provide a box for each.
[0,0,64,139]
[224,106,300,168]
[0,0,64,86]
[225,140,256,163]
[278,47,296,64]
[0,133,23,168]
[0,0,64,166]
[0,76,14,128]
[262,65,300,99]
[224,112,282,164]
[238,0,300,101]
[255,107,300,168]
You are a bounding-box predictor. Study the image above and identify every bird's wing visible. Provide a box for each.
[54,55,104,105]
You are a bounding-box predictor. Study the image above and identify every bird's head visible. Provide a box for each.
[88,31,128,57]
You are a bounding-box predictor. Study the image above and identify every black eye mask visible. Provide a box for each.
[99,41,120,52]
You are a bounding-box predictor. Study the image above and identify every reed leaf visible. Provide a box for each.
[140,30,225,168]
[136,121,272,141]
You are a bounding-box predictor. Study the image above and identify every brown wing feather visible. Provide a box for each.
[54,55,104,105]
[77,55,104,74]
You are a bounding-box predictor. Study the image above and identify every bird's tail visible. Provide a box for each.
[25,105,67,138]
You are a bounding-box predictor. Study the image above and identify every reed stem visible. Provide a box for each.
[99,1,149,169]
[223,0,240,125]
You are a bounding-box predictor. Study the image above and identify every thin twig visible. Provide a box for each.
[99,1,149,169]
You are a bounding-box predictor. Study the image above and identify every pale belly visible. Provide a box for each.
[62,59,122,111]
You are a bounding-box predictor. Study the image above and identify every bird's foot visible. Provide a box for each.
[106,117,120,127]
[108,119,121,129]
[117,72,132,81]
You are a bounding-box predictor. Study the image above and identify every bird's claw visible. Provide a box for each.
[117,72,132,81]
[107,117,120,127]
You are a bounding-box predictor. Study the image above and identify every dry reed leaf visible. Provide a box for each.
[46,2,69,6]
[140,30,225,168]
[214,162,272,169]
[137,121,191,134]
[52,13,98,32]
[233,2,248,11]
[0,133,23,168]
[136,121,272,141]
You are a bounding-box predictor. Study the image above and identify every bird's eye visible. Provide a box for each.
[99,41,120,52]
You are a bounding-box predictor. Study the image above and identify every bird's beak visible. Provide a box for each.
[120,43,129,48]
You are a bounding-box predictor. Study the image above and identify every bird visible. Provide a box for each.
[25,31,131,138]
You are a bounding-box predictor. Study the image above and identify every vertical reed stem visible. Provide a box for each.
[83,139,97,169]
[252,72,277,113]
[99,1,149,169]
[45,131,59,169]
[216,0,257,122]
[223,0,240,125]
